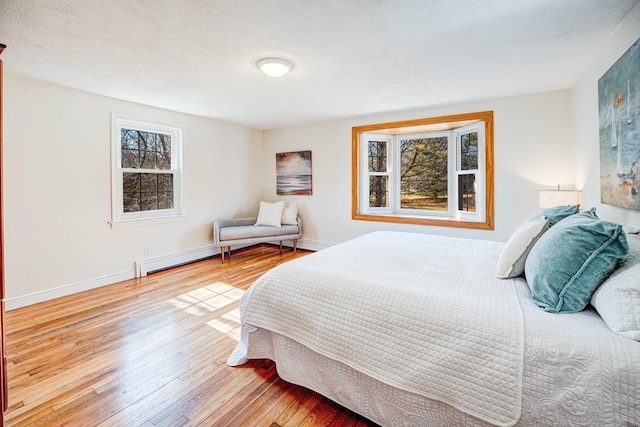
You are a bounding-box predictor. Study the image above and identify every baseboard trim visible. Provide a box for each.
[251,238,333,252]
[298,238,334,251]
[140,245,218,276]
[5,239,335,310]
[5,270,135,310]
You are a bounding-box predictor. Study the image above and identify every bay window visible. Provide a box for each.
[352,111,493,229]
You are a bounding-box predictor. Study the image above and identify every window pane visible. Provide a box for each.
[157,151,171,170]
[121,149,140,168]
[139,150,156,169]
[368,141,388,172]
[121,129,139,150]
[123,192,140,212]
[141,193,158,211]
[369,175,388,208]
[460,132,478,170]
[141,173,157,192]
[148,132,160,151]
[458,173,476,212]
[123,173,140,212]
[158,192,174,209]
[157,134,172,170]
[137,131,153,151]
[400,137,448,211]
[157,174,173,191]
[122,172,140,192]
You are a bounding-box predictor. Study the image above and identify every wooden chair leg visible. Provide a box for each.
[279,241,283,255]
[293,239,297,253]
[221,246,231,263]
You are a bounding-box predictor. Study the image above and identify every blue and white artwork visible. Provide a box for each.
[276,150,312,195]
[598,37,640,211]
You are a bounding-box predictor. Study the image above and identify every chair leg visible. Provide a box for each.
[221,246,231,263]
[293,239,297,253]
[279,241,283,255]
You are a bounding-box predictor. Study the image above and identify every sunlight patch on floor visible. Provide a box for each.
[206,312,242,341]
[165,281,245,341]
[204,281,237,294]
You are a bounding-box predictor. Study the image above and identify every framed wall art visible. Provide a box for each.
[276,150,312,195]
[598,37,640,210]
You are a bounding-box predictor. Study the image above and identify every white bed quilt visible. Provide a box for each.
[229,231,524,426]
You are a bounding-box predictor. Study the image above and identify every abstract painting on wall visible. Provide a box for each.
[598,37,640,211]
[276,150,312,195]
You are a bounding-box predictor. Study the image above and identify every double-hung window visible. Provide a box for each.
[366,137,392,211]
[110,113,185,227]
[455,123,484,218]
[353,111,493,229]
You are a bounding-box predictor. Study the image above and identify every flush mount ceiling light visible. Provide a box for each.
[257,57,293,77]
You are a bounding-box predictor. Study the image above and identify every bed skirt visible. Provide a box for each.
[241,327,499,427]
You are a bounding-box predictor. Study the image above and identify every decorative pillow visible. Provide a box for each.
[524,208,629,313]
[255,201,284,227]
[496,217,549,279]
[281,201,298,225]
[532,204,580,227]
[591,231,640,341]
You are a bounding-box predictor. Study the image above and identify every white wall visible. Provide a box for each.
[262,89,574,247]
[572,2,640,227]
[3,74,264,308]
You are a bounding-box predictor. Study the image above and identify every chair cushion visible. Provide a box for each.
[219,224,299,241]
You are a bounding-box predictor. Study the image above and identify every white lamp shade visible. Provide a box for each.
[257,58,293,77]
[538,190,580,208]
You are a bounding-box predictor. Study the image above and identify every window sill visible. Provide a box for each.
[352,212,493,230]
[109,214,188,229]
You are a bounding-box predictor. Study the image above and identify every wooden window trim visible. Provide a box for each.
[352,111,494,230]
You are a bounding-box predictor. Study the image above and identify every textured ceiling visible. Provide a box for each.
[0,0,637,129]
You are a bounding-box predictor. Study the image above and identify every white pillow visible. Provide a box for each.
[255,201,284,227]
[591,232,640,341]
[281,201,298,225]
[496,217,549,279]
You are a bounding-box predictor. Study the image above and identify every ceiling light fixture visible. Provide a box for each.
[257,57,293,77]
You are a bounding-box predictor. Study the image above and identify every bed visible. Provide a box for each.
[228,215,639,426]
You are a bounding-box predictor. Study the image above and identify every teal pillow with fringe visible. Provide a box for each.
[524,208,628,313]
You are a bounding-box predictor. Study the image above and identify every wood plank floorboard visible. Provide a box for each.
[4,245,378,426]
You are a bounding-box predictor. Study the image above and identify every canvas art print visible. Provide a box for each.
[598,37,640,210]
[276,150,312,195]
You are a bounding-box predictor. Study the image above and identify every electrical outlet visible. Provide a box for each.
[144,246,152,256]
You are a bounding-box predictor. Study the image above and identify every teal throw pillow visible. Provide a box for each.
[524,208,628,313]
[532,204,580,227]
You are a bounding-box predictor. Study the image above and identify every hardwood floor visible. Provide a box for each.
[4,245,377,427]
